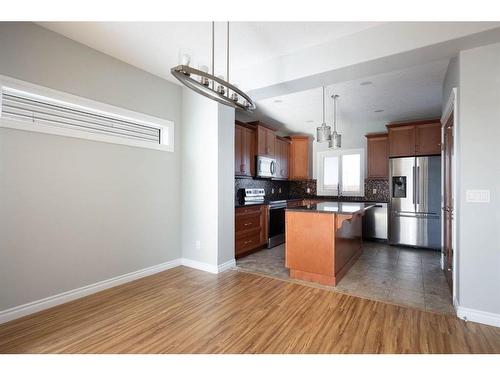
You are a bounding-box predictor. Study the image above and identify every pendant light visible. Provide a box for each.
[316,86,331,142]
[171,22,256,112]
[329,94,342,149]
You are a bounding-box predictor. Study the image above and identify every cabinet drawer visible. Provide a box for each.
[236,232,262,254]
[236,213,261,232]
[236,205,262,216]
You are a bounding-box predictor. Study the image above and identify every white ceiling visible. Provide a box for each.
[38,22,381,88]
[254,59,449,136]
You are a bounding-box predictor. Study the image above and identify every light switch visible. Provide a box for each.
[373,189,377,194]
[271,188,275,194]
[466,189,490,203]
[306,188,311,194]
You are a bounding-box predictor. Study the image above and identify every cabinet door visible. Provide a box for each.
[235,125,243,175]
[281,141,289,179]
[290,137,309,180]
[257,126,267,155]
[416,122,441,156]
[241,127,255,176]
[266,128,276,156]
[367,135,388,178]
[388,125,416,157]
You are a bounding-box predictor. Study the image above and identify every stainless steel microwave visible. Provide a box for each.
[256,156,277,178]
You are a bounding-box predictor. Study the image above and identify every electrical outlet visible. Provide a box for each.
[195,240,201,250]
[306,188,311,194]
[271,188,275,194]
[278,188,282,193]
[373,188,377,194]
[466,189,490,203]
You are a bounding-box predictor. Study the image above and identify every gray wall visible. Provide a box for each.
[457,43,500,315]
[0,22,182,310]
[442,57,459,113]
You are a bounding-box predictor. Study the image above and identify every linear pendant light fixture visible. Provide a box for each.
[171,22,256,112]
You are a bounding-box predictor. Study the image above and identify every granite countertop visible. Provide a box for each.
[235,196,387,208]
[286,202,376,215]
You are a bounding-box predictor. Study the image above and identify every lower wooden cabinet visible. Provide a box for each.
[235,205,268,258]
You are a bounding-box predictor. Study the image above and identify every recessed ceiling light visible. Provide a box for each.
[360,81,373,86]
[374,109,384,113]
[273,99,283,103]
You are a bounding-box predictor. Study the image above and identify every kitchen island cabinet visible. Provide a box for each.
[285,202,374,286]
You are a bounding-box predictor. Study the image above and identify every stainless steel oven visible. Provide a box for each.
[268,200,286,248]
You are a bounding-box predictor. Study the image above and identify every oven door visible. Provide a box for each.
[268,202,286,248]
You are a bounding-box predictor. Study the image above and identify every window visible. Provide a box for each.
[317,148,365,196]
[0,76,174,152]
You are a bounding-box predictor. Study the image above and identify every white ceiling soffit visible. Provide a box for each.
[37,21,381,86]
[245,22,500,100]
[253,59,449,137]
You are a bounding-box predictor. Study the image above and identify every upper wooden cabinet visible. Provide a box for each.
[387,119,441,157]
[250,121,276,157]
[416,122,441,156]
[288,135,310,180]
[365,132,389,178]
[275,136,290,179]
[234,121,255,177]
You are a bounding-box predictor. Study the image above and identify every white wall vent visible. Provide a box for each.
[0,77,174,151]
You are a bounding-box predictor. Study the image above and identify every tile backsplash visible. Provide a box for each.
[235,177,389,202]
[235,177,289,201]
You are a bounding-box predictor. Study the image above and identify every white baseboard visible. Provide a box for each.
[456,304,500,328]
[0,258,182,324]
[218,259,236,273]
[181,258,236,274]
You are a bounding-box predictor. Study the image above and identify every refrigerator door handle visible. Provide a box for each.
[412,166,416,206]
[416,165,420,205]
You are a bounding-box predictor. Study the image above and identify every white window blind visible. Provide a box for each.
[0,77,174,151]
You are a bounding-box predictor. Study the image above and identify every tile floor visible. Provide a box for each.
[235,241,454,315]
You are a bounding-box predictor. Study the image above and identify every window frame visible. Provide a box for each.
[0,75,174,152]
[317,147,365,197]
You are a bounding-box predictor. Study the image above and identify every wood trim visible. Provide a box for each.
[247,120,276,131]
[386,118,440,129]
[276,135,291,143]
[365,132,388,138]
[235,120,257,131]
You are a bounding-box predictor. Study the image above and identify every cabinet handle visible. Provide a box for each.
[244,222,251,226]
[244,240,253,245]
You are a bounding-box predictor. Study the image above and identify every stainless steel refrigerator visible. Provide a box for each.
[389,156,441,249]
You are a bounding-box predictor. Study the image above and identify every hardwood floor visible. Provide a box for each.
[0,266,499,353]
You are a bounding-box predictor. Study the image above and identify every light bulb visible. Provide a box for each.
[198,65,209,86]
[216,75,226,95]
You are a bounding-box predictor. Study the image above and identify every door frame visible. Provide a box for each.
[440,87,458,305]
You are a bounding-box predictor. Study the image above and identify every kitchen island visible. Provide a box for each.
[285,202,375,286]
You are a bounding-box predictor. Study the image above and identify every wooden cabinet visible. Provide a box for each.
[416,122,441,156]
[288,135,310,180]
[387,119,441,157]
[234,122,255,177]
[366,132,389,178]
[388,124,416,157]
[275,136,290,179]
[235,205,268,258]
[250,121,276,157]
